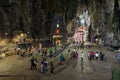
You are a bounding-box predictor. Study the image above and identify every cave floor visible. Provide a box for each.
[0,42,120,80]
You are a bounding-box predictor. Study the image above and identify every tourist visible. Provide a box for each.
[31,57,35,70]
[49,62,54,77]
[49,50,53,58]
[59,54,65,65]
[95,52,99,60]
[100,52,104,61]
[90,51,95,60]
[40,61,44,73]
[67,49,71,57]
[88,51,90,60]
[74,51,79,60]
[81,52,84,62]
[68,49,70,53]
[43,59,48,72]
[116,53,120,64]
[73,50,76,59]
[34,58,37,70]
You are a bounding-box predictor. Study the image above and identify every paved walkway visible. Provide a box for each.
[75,49,94,73]
[0,42,120,80]
[51,42,120,80]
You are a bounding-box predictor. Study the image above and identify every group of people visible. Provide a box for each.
[30,57,55,76]
[16,46,41,57]
[31,57,37,70]
[40,50,54,75]
[41,60,54,76]
[70,49,84,62]
[40,59,48,73]
[88,51,105,61]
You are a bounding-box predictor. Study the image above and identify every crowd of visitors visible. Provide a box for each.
[27,41,120,78]
[29,49,55,77]
[88,51,105,61]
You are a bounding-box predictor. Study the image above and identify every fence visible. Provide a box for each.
[53,43,71,57]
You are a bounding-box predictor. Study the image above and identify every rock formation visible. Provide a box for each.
[0,0,119,43]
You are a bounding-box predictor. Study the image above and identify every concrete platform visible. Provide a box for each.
[0,42,120,80]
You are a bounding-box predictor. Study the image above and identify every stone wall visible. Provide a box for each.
[0,0,119,42]
[82,0,119,41]
[0,0,78,39]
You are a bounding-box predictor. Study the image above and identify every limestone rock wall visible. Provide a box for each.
[0,0,119,42]
[79,0,120,41]
[0,0,41,38]
[0,0,30,38]
[0,0,78,39]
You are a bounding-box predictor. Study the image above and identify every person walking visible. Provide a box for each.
[49,50,53,58]
[116,53,120,64]
[100,52,104,61]
[43,59,48,72]
[75,51,79,60]
[67,49,71,57]
[95,52,99,60]
[31,57,35,70]
[59,54,65,65]
[81,52,84,62]
[90,51,95,60]
[88,51,90,60]
[49,62,54,77]
[40,61,45,73]
[34,58,37,70]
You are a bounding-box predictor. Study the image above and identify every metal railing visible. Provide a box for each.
[53,43,71,57]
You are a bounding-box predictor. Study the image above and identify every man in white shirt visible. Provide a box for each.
[95,52,99,60]
[81,52,84,62]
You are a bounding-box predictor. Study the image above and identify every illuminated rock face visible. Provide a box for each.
[0,0,45,38]
[76,0,120,41]
[0,0,119,41]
